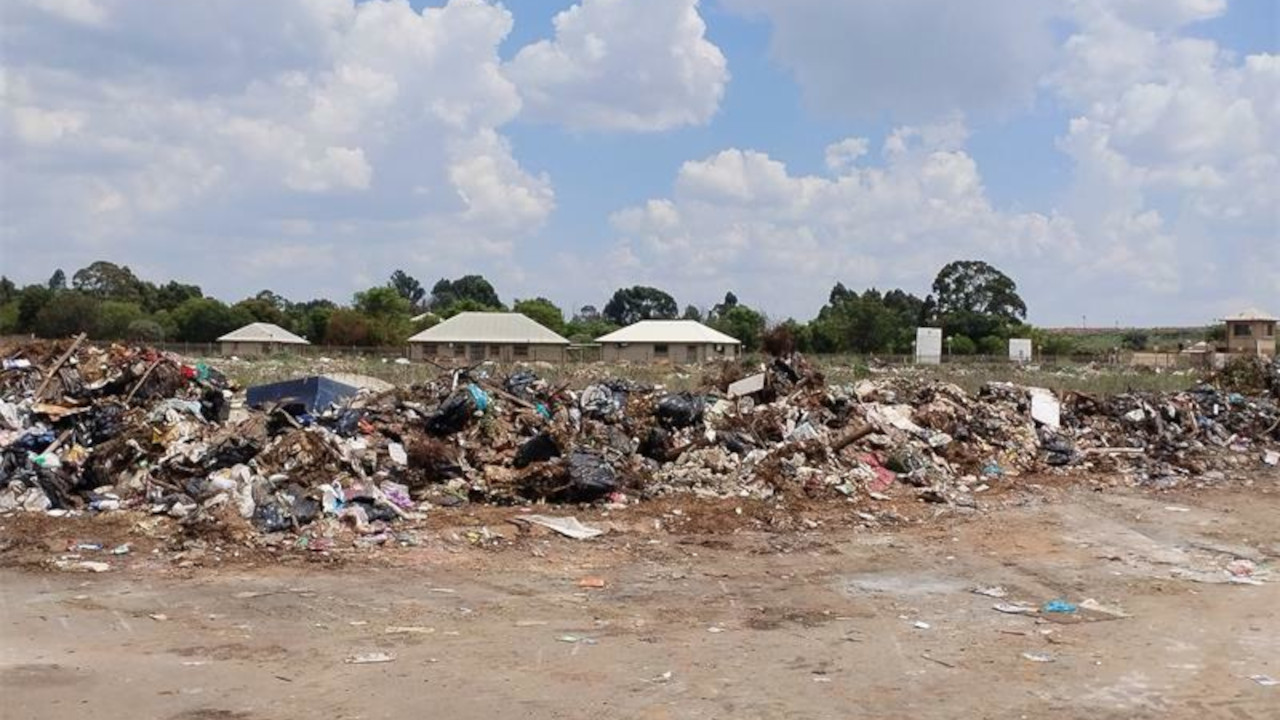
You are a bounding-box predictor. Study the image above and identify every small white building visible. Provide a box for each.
[595,320,740,364]
[407,312,570,363]
[217,322,309,356]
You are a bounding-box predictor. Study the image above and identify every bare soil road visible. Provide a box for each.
[3,482,1278,720]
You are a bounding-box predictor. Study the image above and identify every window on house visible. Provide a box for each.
[654,344,668,357]
[1233,324,1253,337]
[454,344,467,358]
[421,344,437,356]
[1264,325,1276,339]
[513,344,529,358]
[489,345,502,358]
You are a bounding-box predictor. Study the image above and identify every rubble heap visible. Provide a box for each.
[2,340,1278,542]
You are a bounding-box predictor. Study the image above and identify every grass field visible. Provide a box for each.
[198,351,1204,397]
[1042,326,1215,354]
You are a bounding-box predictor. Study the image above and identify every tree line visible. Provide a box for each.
[0,260,1075,355]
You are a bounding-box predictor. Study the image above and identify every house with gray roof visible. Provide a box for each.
[217,322,309,356]
[595,320,740,364]
[407,312,570,363]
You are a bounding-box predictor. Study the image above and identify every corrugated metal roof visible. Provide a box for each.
[407,312,570,344]
[1222,308,1278,322]
[595,320,741,345]
[217,322,309,344]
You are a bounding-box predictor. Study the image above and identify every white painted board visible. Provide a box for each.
[1009,338,1032,363]
[915,327,942,365]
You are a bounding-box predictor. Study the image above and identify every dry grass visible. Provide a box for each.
[197,351,1204,396]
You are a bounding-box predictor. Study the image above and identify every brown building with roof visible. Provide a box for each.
[1222,308,1277,357]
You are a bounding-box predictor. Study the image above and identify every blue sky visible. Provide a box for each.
[2,0,1277,326]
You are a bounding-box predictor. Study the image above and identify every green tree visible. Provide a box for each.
[233,291,288,327]
[708,291,738,321]
[0,276,16,304]
[171,297,253,342]
[949,335,976,355]
[150,281,203,312]
[1033,331,1076,357]
[96,301,144,339]
[289,299,335,344]
[682,304,703,321]
[355,286,411,317]
[71,261,146,303]
[1121,330,1148,351]
[977,335,1005,356]
[438,298,495,318]
[513,297,566,335]
[930,260,1027,321]
[126,319,166,341]
[929,261,1027,341]
[712,305,766,351]
[33,293,101,337]
[0,301,18,335]
[429,275,502,311]
[47,269,67,291]
[325,308,372,346]
[808,287,904,354]
[603,286,678,325]
[564,317,618,344]
[354,286,412,345]
[17,286,54,332]
[389,270,426,309]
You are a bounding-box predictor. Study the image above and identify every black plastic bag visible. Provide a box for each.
[656,393,705,429]
[515,432,561,468]
[568,450,619,499]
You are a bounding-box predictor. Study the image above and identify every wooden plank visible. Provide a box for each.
[124,357,163,404]
[33,333,86,401]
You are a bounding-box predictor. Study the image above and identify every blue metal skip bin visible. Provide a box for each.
[246,376,360,414]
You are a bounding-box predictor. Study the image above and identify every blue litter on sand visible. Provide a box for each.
[1041,599,1078,614]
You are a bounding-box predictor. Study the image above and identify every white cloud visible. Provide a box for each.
[505,0,728,131]
[1052,0,1280,306]
[10,106,85,144]
[724,0,1060,119]
[1105,0,1227,29]
[606,119,1079,318]
[823,137,869,173]
[23,0,107,26]
[0,0,554,301]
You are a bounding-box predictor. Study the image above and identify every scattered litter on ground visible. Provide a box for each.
[994,602,1039,615]
[518,515,604,540]
[344,652,395,664]
[557,635,597,645]
[1041,599,1078,614]
[384,626,434,635]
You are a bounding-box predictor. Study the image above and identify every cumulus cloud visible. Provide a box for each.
[0,0,552,300]
[505,0,728,131]
[724,0,1060,119]
[1052,0,1280,310]
[606,119,1079,318]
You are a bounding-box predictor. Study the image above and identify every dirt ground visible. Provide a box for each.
[3,480,1279,720]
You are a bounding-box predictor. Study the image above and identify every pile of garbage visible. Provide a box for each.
[3,340,1278,543]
